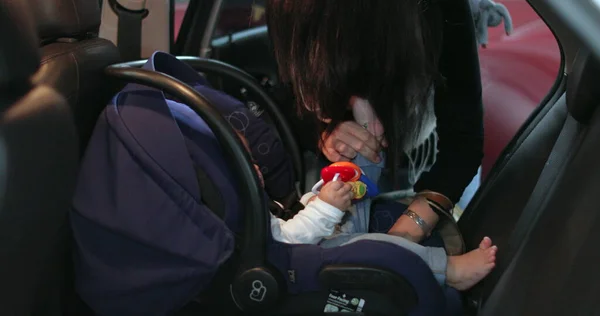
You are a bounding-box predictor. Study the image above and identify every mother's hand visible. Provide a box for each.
[320,121,385,163]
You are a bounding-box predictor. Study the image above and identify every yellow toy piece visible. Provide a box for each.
[349,181,367,200]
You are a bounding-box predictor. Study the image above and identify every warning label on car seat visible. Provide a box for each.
[323,290,365,313]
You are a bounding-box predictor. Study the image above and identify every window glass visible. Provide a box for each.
[174,0,266,40]
[215,0,266,37]
[477,0,561,177]
[174,0,190,40]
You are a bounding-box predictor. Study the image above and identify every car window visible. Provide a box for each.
[215,0,266,37]
[477,0,561,178]
[174,0,190,40]
[174,0,265,40]
[452,0,563,210]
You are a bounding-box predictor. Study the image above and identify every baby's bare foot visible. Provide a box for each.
[446,237,497,291]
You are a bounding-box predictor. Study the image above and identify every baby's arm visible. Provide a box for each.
[270,193,345,244]
[271,181,353,244]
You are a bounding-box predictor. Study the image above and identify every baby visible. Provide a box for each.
[236,131,497,290]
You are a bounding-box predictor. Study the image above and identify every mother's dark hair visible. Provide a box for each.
[266,0,443,168]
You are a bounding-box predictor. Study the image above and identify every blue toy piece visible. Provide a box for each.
[357,173,380,201]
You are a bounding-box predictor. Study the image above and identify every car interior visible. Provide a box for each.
[1,0,600,315]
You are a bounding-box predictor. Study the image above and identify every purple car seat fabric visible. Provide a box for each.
[71,80,241,315]
[72,51,461,316]
[71,95,237,315]
[278,241,449,315]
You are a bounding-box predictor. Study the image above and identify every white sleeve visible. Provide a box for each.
[270,197,345,244]
[299,192,317,206]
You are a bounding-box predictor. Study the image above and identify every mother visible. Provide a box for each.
[266,0,483,243]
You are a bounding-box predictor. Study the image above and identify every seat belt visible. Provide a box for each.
[111,0,148,61]
[478,115,581,310]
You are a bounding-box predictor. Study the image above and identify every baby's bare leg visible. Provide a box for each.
[387,198,440,243]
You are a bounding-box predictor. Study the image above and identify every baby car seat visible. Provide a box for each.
[72,52,462,316]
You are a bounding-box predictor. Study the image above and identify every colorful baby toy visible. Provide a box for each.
[311,162,380,202]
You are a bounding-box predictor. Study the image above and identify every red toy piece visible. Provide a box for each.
[312,162,378,201]
[320,162,361,183]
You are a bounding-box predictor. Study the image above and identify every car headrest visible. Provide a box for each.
[28,0,101,42]
[0,0,40,87]
[567,48,600,124]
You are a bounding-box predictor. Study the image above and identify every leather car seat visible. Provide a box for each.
[0,0,79,315]
[28,0,122,153]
